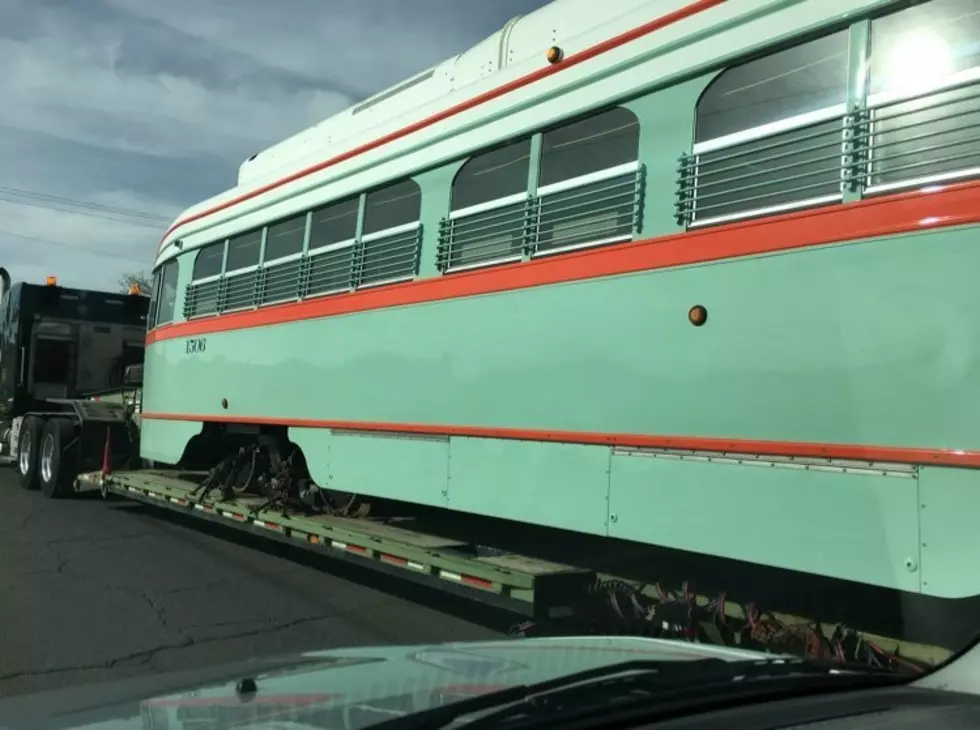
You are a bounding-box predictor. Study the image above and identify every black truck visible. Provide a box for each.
[0,267,149,495]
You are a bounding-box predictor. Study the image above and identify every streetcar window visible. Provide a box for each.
[192,242,224,280]
[870,0,980,96]
[538,107,639,188]
[695,31,849,143]
[156,260,179,326]
[264,213,307,261]
[865,0,980,190]
[451,136,532,211]
[309,195,359,250]
[683,31,850,226]
[533,107,641,254]
[362,178,421,236]
[147,268,163,329]
[359,179,422,284]
[225,229,262,272]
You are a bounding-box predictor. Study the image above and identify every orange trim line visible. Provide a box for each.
[156,0,726,253]
[140,412,980,468]
[147,177,980,345]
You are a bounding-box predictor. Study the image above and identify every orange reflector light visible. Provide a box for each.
[546,46,563,64]
[688,305,708,327]
[128,283,141,295]
[45,276,57,286]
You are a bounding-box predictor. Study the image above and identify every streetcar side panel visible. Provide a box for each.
[138,0,980,600]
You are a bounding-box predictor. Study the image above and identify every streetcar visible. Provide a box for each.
[138,0,980,609]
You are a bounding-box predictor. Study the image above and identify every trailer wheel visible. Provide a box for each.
[38,418,77,499]
[16,416,43,491]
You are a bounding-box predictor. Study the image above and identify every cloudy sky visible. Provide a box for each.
[0,0,547,292]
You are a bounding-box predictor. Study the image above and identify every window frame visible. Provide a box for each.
[685,29,852,228]
[863,66,980,195]
[262,211,310,265]
[361,178,422,237]
[147,267,163,330]
[184,241,226,319]
[190,241,227,284]
[307,195,360,255]
[154,259,180,327]
[536,105,641,190]
[441,105,643,273]
[355,178,424,289]
[692,28,852,150]
[445,140,533,272]
[223,228,263,276]
[449,136,534,215]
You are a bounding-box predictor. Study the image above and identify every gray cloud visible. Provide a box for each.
[0,0,545,291]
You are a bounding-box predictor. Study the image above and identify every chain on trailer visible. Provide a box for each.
[189,445,365,518]
[508,579,934,676]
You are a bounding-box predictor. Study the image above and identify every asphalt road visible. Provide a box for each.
[0,468,505,699]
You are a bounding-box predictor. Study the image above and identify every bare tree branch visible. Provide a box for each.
[118,270,153,296]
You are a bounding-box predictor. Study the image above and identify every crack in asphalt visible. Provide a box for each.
[0,473,499,697]
[1,540,365,684]
[0,614,331,682]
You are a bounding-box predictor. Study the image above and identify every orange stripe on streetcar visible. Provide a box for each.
[146,179,980,345]
[139,412,980,469]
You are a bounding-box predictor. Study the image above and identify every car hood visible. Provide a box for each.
[0,635,772,730]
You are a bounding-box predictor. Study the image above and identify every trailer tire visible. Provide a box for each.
[16,416,43,491]
[38,418,77,500]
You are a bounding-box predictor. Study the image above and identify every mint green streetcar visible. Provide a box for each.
[142,0,980,605]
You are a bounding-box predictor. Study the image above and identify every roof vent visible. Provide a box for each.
[352,67,436,116]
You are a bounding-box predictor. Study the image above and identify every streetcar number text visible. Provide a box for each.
[185,338,207,354]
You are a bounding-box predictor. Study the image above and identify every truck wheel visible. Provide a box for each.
[17,416,42,491]
[38,418,77,499]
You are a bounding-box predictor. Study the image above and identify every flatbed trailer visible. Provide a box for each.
[73,464,953,675]
[75,468,592,619]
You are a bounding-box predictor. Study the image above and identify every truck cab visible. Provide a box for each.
[0,268,149,468]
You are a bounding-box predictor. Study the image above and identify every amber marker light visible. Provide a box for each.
[546,46,564,64]
[688,305,707,326]
[45,276,57,286]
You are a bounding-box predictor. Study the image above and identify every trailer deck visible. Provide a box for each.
[75,468,956,672]
[76,469,593,619]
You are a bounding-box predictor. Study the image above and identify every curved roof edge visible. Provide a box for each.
[235,0,654,188]
[157,0,751,260]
